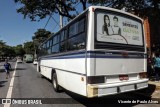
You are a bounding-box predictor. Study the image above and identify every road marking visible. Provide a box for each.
[4,62,17,107]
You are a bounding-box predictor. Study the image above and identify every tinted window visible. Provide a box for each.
[61,30,65,41]
[44,43,47,49]
[52,44,60,53]
[69,18,85,38]
[42,43,46,49]
[69,23,78,37]
[47,48,51,54]
[53,34,60,45]
[47,41,50,48]
[67,33,85,51]
[49,39,52,46]
[60,41,66,52]
[78,18,85,33]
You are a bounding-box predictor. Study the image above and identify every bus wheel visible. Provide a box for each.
[52,73,60,92]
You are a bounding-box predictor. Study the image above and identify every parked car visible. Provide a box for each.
[33,59,38,65]
[17,58,22,63]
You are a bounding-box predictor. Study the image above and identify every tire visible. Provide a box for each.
[52,73,60,92]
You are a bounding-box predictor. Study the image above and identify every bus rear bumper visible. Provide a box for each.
[87,79,148,98]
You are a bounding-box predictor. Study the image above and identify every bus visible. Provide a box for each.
[37,6,148,98]
[23,54,34,63]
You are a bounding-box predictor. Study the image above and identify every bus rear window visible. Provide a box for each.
[96,12,144,46]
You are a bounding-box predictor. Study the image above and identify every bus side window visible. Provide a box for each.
[52,44,60,53]
[60,29,67,52]
[67,33,85,50]
[68,17,86,51]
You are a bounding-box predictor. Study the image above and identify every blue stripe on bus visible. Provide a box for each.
[87,51,147,56]
[40,51,147,60]
[87,55,146,59]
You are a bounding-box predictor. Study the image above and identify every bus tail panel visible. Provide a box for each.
[86,51,148,97]
[87,79,148,98]
[95,51,146,76]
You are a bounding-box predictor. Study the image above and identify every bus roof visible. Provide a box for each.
[89,6,143,21]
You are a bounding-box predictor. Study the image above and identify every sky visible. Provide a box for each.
[0,0,85,46]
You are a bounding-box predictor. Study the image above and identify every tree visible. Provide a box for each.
[15,0,160,21]
[23,41,35,54]
[0,40,6,60]
[88,0,160,20]
[32,29,51,49]
[13,44,25,57]
[0,40,17,60]
[32,29,51,43]
[32,29,51,58]
[3,46,16,58]
[14,0,79,21]
[0,40,6,46]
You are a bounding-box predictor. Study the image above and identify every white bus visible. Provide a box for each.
[37,6,148,98]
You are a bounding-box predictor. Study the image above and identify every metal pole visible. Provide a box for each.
[60,0,63,28]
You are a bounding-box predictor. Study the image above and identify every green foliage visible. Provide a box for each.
[88,0,160,19]
[13,44,25,57]
[0,40,16,59]
[14,0,160,22]
[32,29,51,48]
[14,0,78,21]
[0,40,6,46]
[23,41,35,54]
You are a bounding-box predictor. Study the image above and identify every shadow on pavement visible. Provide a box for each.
[39,74,154,106]
[0,69,5,73]
[14,75,20,78]
[0,69,14,73]
[0,81,8,87]
[134,84,156,97]
[63,90,151,107]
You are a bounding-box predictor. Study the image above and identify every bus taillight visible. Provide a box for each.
[119,75,129,81]
[92,8,95,12]
[139,72,147,79]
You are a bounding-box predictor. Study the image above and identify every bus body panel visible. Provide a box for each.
[95,53,146,76]
[56,69,87,96]
[87,7,95,50]
[40,57,87,96]
[40,66,52,79]
[86,58,95,76]
[40,57,86,75]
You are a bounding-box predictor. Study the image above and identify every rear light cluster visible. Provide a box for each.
[139,72,147,79]
[119,75,129,81]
